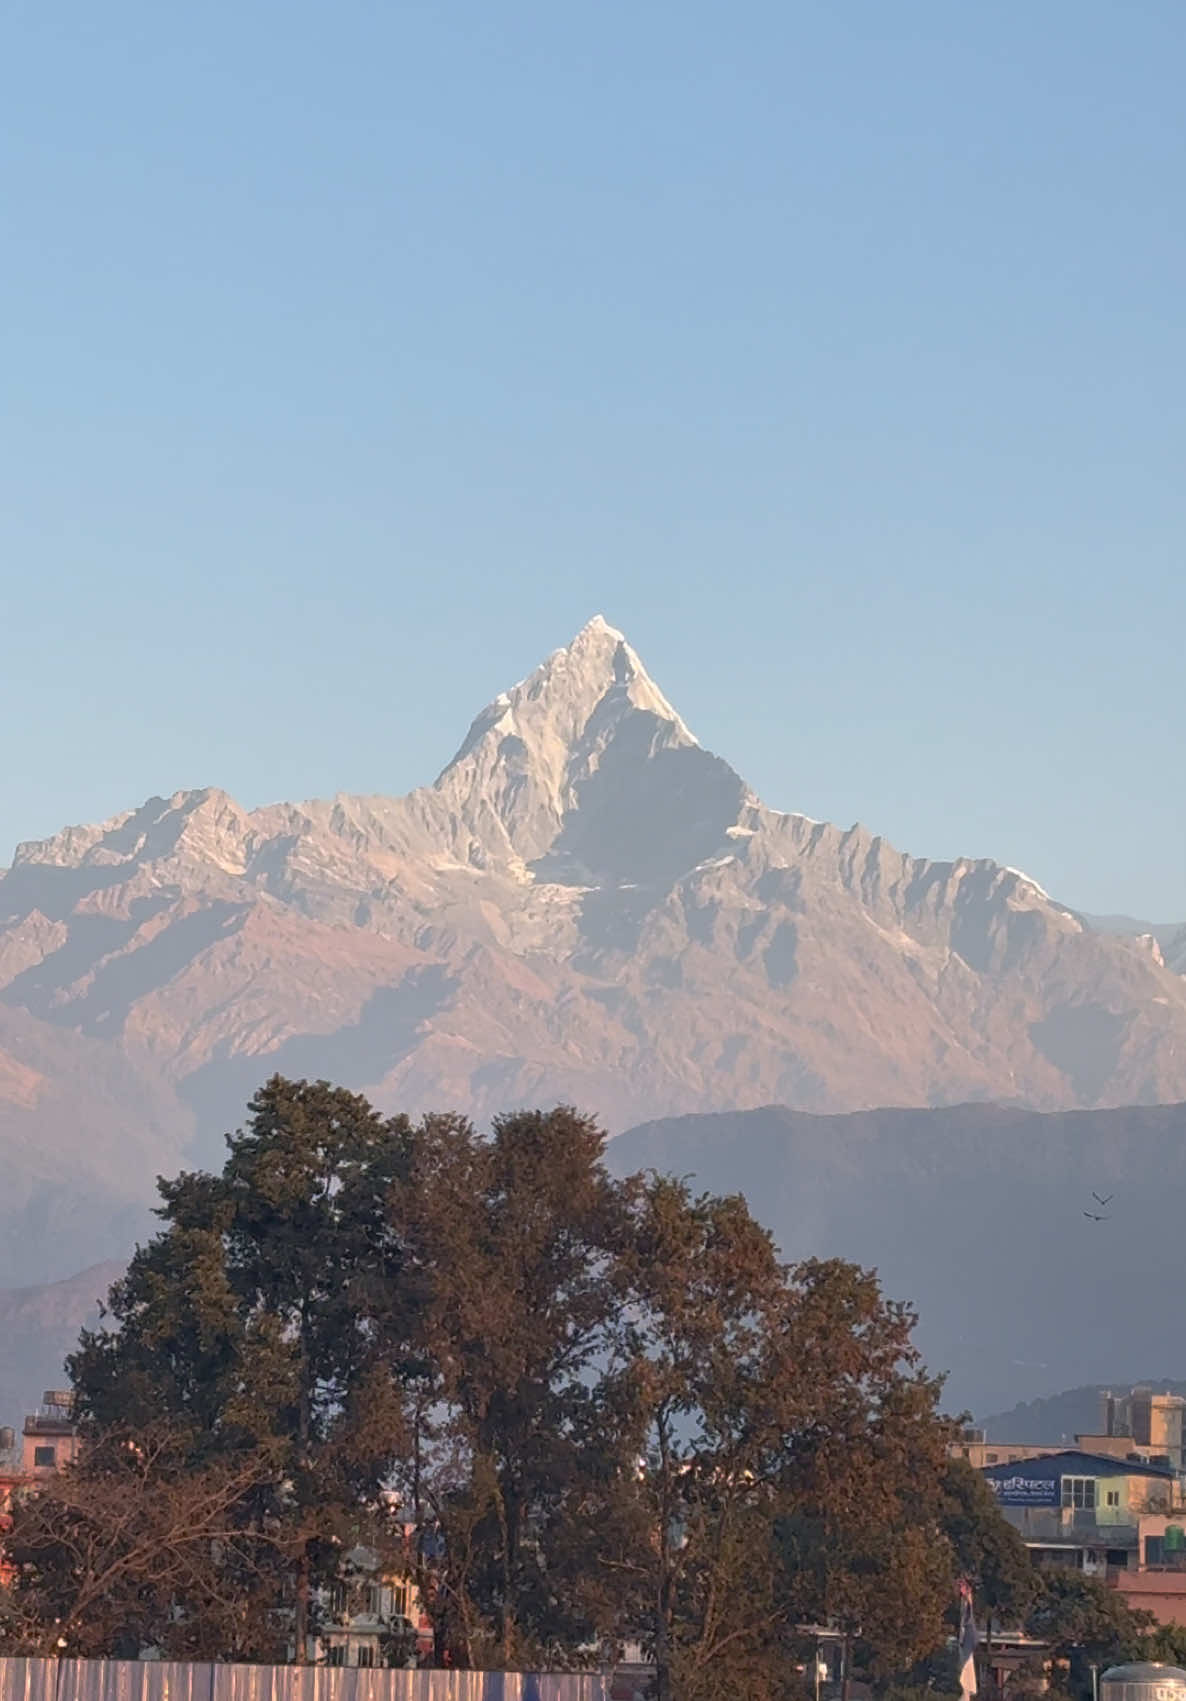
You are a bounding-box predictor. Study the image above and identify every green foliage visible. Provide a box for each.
[942,1457,1038,1624]
[3,1076,1028,1689]
[882,1637,961,1699]
[771,1262,958,1683]
[1145,1623,1186,1666]
[598,1181,961,1701]
[68,1076,414,1656]
[1026,1569,1153,1658]
[1026,1571,1156,1701]
[389,1104,635,1668]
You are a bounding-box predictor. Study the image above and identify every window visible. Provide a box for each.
[986,1453,999,1464]
[390,1582,411,1619]
[33,1447,56,1468]
[325,1646,346,1668]
[1061,1477,1096,1510]
[326,1585,346,1619]
[1105,1490,1120,1507]
[357,1647,376,1669]
[366,1585,385,1618]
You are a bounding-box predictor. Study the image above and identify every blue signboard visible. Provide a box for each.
[989,1472,1059,1507]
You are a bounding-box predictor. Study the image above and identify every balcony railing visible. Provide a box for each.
[1004,1510,1138,1548]
[21,1417,75,1438]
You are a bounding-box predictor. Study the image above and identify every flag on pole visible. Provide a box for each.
[957,1579,979,1701]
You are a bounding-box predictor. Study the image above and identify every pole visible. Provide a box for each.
[1092,1665,1100,1701]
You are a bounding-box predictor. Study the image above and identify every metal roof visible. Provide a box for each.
[1102,1666,1186,1682]
[981,1449,1175,1481]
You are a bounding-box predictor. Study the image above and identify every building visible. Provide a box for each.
[955,1390,1186,1478]
[981,1449,1181,1577]
[968,1383,1186,1628]
[0,1393,81,1589]
[314,1544,433,1668]
[1111,1572,1186,1629]
[0,1464,19,1588]
[19,1391,80,1478]
[953,1428,1059,1471]
[1093,1390,1186,1476]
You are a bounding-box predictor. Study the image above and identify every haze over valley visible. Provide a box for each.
[0,618,1182,1422]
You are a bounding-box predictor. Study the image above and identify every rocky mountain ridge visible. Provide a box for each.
[1,615,1185,1288]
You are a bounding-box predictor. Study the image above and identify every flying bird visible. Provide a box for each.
[1093,1192,1113,1207]
[1083,1210,1110,1222]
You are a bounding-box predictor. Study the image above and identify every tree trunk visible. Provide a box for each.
[654,1591,673,1701]
[493,1465,514,1667]
[654,1417,674,1701]
[294,1307,311,1666]
[294,1546,310,1666]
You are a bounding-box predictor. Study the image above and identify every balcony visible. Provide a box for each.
[22,1415,75,1438]
[1005,1509,1138,1549]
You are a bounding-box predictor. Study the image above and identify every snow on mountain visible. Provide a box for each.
[1082,913,1186,975]
[2,616,1185,1288]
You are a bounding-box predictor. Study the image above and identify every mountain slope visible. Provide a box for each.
[0,1262,122,1431]
[607,1100,1186,1419]
[981,1383,1186,1446]
[1084,914,1186,974]
[2,616,1185,1286]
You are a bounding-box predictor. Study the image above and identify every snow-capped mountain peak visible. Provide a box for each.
[443,615,696,772]
[431,616,705,866]
[1,602,1185,1310]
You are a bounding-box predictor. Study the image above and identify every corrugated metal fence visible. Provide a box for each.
[0,1662,608,1701]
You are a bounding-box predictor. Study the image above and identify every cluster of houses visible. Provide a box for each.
[6,1380,1186,1694]
[953,1386,1186,1688]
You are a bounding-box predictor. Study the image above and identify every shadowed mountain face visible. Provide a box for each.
[1,615,1185,1289]
[0,1262,122,1431]
[607,1101,1186,1419]
[17,1098,1186,1428]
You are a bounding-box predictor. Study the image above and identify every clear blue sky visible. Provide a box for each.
[3,2,1182,917]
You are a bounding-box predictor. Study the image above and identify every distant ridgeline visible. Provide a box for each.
[984,1384,1186,1444]
[608,1101,1186,1419]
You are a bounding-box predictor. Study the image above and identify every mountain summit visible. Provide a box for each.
[444,615,697,785]
[430,613,710,872]
[1,618,1185,1288]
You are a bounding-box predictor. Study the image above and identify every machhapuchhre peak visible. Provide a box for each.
[2,615,1186,1420]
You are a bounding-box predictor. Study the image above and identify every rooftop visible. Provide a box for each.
[981,1449,1176,1482]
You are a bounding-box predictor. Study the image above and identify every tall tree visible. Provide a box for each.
[942,1458,1037,1629]
[70,1076,413,1659]
[389,1106,633,1668]
[1027,1572,1155,1698]
[14,1077,1006,1688]
[602,1176,792,1701]
[766,1260,956,1696]
[604,1175,959,1701]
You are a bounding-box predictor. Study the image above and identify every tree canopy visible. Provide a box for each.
[0,1076,1055,1692]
